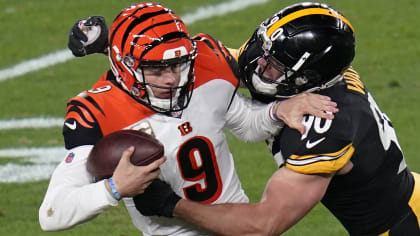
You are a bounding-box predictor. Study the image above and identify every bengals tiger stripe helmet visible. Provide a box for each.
[239,2,355,99]
[108,2,197,113]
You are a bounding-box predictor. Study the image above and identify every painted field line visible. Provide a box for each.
[0,0,270,82]
[0,117,63,130]
[182,0,270,24]
[0,146,66,183]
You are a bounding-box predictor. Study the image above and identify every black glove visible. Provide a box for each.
[68,15,109,57]
[133,179,181,217]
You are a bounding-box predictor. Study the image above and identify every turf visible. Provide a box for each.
[1,0,420,235]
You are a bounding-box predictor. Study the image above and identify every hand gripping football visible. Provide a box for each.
[87,130,164,180]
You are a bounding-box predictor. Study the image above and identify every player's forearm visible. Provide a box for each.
[226,93,283,142]
[174,199,278,236]
[39,180,118,231]
[39,146,118,231]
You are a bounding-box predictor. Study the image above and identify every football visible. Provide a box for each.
[87,130,164,180]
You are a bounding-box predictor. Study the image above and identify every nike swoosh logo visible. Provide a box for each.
[64,121,77,130]
[306,137,326,149]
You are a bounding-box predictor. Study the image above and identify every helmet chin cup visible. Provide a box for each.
[251,66,278,96]
[133,60,193,113]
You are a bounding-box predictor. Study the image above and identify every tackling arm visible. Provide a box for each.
[225,92,338,142]
[174,167,333,236]
[225,92,283,142]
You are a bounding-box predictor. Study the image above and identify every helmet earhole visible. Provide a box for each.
[123,56,135,67]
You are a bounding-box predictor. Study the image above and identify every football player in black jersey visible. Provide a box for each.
[131,2,420,236]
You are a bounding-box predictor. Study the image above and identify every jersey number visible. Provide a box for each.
[301,114,333,139]
[177,136,223,203]
[367,93,402,151]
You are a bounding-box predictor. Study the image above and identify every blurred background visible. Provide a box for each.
[1,0,419,235]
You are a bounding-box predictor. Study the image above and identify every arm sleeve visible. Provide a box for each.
[39,145,118,231]
[225,93,283,142]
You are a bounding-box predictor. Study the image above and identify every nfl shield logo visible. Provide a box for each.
[65,152,75,163]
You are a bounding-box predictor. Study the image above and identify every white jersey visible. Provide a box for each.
[39,35,282,235]
[126,79,277,236]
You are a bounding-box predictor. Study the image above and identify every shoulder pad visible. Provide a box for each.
[193,33,241,80]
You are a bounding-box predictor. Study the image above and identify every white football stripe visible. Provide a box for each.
[0,50,73,82]
[0,0,271,82]
[0,146,66,183]
[0,117,63,130]
[0,163,59,183]
[182,0,270,24]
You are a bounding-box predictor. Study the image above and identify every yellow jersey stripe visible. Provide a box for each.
[409,172,420,229]
[379,230,389,236]
[266,8,354,37]
[227,48,240,62]
[286,143,354,174]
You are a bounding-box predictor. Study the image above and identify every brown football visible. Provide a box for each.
[87,130,164,180]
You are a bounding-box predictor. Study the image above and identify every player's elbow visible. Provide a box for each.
[39,214,55,231]
[247,219,284,236]
[39,221,55,231]
[39,207,57,231]
[39,203,66,231]
[247,206,287,236]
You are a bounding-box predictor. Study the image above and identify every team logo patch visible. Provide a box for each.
[65,152,75,163]
[178,122,193,136]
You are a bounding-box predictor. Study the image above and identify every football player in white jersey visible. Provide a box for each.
[39,2,338,236]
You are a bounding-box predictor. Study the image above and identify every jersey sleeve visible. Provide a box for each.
[285,142,355,174]
[193,33,241,85]
[225,93,283,142]
[63,93,103,149]
[276,105,355,174]
[39,145,118,231]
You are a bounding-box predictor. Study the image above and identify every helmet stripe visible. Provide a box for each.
[266,8,354,37]
[139,31,190,59]
[121,10,168,47]
[109,4,157,47]
[129,19,185,56]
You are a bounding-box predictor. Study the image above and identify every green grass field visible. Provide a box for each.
[1,0,420,235]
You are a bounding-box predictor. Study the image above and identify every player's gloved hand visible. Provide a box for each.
[133,179,181,217]
[68,15,109,57]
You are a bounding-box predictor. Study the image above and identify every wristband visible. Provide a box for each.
[270,101,281,121]
[108,177,122,201]
[161,192,182,217]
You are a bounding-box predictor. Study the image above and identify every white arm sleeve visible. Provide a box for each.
[225,93,284,142]
[39,145,118,231]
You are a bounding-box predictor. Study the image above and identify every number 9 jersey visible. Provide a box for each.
[39,34,281,235]
[271,68,420,235]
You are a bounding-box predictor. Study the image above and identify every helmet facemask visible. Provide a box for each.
[240,2,355,99]
[131,54,195,113]
[248,35,316,98]
[250,55,288,96]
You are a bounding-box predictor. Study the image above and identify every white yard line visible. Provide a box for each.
[0,146,66,183]
[0,50,73,82]
[0,117,63,130]
[0,0,270,82]
[182,0,270,24]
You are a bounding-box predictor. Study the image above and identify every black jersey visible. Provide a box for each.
[271,68,417,235]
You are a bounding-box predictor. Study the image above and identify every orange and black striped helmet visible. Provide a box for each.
[108,2,197,113]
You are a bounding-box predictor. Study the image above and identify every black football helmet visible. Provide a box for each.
[239,2,355,98]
